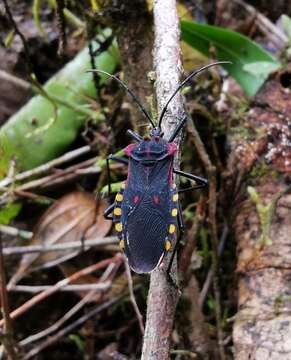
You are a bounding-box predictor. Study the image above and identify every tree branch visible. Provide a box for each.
[141,1,183,359]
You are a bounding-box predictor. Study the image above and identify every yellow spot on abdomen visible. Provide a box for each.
[119,239,125,250]
[171,208,178,217]
[172,194,178,202]
[115,223,123,232]
[115,193,123,202]
[165,240,172,251]
[114,207,122,216]
[169,224,176,234]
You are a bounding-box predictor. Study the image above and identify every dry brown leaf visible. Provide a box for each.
[8,192,111,288]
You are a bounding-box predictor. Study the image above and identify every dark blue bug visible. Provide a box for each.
[112,136,178,273]
[90,61,229,274]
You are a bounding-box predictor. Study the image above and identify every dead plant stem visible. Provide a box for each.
[188,120,226,359]
[0,237,17,359]
[0,254,123,327]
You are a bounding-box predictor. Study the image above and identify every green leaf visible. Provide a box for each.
[0,203,22,225]
[68,334,85,352]
[282,15,291,40]
[33,0,47,36]
[243,61,281,77]
[181,20,280,96]
[0,33,119,177]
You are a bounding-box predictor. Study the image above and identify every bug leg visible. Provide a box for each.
[127,129,143,142]
[178,184,206,193]
[166,203,184,289]
[174,169,208,189]
[108,154,129,165]
[104,203,115,220]
[168,115,187,143]
[106,154,128,196]
[80,234,86,252]
[105,154,128,219]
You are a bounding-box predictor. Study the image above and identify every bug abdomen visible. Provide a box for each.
[113,183,178,273]
[125,204,168,273]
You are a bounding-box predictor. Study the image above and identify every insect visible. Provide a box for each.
[90,61,228,274]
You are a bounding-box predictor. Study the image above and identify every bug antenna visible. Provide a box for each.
[157,61,232,128]
[87,69,156,128]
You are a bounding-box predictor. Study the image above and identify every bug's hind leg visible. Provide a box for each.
[166,202,184,289]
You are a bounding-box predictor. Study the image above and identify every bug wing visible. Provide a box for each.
[124,201,168,273]
[121,186,177,274]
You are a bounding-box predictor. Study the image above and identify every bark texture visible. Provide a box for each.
[141,0,183,359]
[96,0,154,132]
[228,68,291,359]
[117,1,154,133]
[183,276,211,357]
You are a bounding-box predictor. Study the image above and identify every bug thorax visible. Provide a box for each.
[124,132,177,163]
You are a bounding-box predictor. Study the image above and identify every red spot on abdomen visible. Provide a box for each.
[133,195,140,204]
[153,195,160,204]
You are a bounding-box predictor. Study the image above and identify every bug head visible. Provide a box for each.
[150,127,164,138]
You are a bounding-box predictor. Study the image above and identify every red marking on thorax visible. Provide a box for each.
[133,195,140,204]
[153,195,160,204]
[146,146,151,158]
[124,143,136,156]
[167,142,177,155]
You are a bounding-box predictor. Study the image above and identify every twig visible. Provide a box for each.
[0,152,124,206]
[233,0,288,48]
[0,145,92,189]
[13,190,53,203]
[0,225,32,240]
[0,254,123,327]
[0,70,30,91]
[124,260,144,335]
[8,283,111,293]
[19,262,118,347]
[23,295,124,360]
[2,0,34,75]
[170,349,197,358]
[141,1,183,359]
[188,117,225,359]
[3,236,117,256]
[179,196,206,275]
[0,237,17,359]
[0,161,123,206]
[199,224,229,308]
[55,0,67,55]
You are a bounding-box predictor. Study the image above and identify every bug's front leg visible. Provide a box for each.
[106,154,128,196]
[126,129,143,142]
[105,154,128,219]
